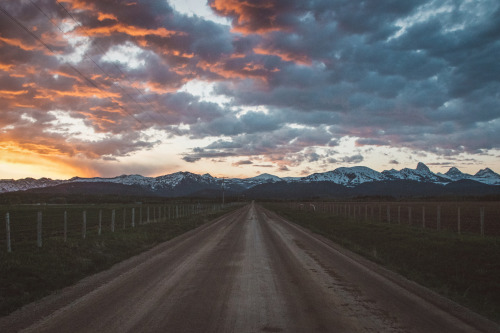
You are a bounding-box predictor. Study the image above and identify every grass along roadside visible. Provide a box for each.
[264,202,500,324]
[0,204,243,317]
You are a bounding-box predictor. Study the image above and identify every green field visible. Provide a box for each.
[0,202,242,316]
[264,202,500,323]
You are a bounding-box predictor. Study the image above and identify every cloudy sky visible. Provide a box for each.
[1,0,499,179]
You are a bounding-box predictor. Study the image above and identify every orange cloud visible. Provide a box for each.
[89,105,124,115]
[170,50,195,58]
[13,103,35,108]
[0,63,13,71]
[197,59,272,80]
[254,46,311,65]
[209,0,284,34]
[65,0,95,12]
[131,81,178,95]
[78,23,184,38]
[55,86,121,99]
[49,70,81,81]
[0,36,40,51]
[97,12,118,21]
[0,89,29,97]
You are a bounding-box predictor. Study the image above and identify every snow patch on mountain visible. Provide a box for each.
[438,167,500,185]
[383,163,449,184]
[473,168,500,185]
[439,167,473,181]
[304,166,385,187]
[0,178,65,193]
[249,173,282,182]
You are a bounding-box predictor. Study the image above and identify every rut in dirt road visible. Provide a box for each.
[1,203,497,332]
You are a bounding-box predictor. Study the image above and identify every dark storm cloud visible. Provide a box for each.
[182,148,236,163]
[1,0,499,170]
[327,154,364,165]
[206,0,500,158]
[233,159,253,166]
[181,125,335,166]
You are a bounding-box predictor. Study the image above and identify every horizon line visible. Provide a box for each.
[1,163,498,181]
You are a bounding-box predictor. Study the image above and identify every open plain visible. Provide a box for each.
[0,203,497,333]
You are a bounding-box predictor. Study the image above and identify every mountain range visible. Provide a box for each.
[1,163,499,199]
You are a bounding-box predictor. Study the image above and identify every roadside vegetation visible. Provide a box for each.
[264,202,500,323]
[0,201,241,316]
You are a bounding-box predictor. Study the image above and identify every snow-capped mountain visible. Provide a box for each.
[1,163,499,196]
[229,173,283,189]
[0,178,65,193]
[383,162,450,184]
[438,167,473,181]
[71,174,152,186]
[471,168,500,185]
[248,173,282,182]
[303,166,385,187]
[438,167,500,185]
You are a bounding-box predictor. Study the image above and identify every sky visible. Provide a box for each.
[0,0,499,180]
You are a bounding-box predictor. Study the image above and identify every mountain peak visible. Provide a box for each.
[446,167,462,174]
[416,162,430,172]
[250,173,281,181]
[304,166,384,187]
[475,168,499,178]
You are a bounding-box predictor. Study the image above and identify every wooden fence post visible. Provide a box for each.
[480,207,485,237]
[64,211,67,242]
[398,206,401,224]
[147,206,150,223]
[5,212,11,253]
[422,206,426,229]
[82,210,87,239]
[37,211,42,248]
[123,208,126,229]
[132,208,135,228]
[457,207,461,235]
[111,209,115,232]
[408,207,412,225]
[98,210,102,236]
[437,206,441,231]
[140,206,142,225]
[387,206,391,223]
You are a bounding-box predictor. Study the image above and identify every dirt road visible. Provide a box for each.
[1,203,497,332]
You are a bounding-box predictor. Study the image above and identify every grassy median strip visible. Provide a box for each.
[0,206,240,317]
[264,203,500,323]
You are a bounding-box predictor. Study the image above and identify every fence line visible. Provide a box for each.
[287,201,500,237]
[1,202,238,253]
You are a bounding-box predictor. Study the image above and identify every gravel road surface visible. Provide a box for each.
[1,202,497,332]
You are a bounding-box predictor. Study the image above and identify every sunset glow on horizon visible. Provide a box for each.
[1,0,499,180]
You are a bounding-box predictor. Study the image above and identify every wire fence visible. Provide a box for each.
[0,202,236,253]
[285,201,500,237]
